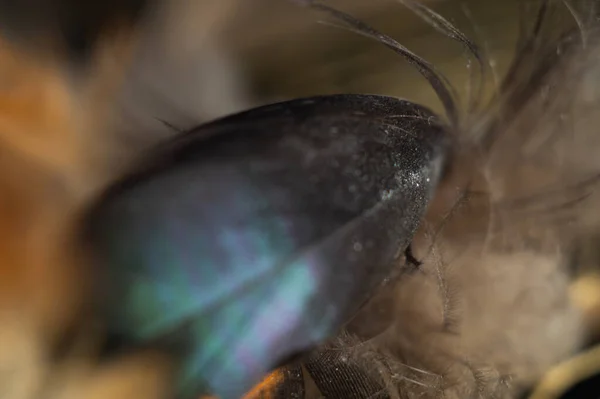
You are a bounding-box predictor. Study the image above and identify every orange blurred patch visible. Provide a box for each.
[0,22,139,339]
[0,26,140,398]
[196,369,287,399]
[197,369,288,399]
[0,25,138,191]
[242,369,287,399]
[0,38,78,176]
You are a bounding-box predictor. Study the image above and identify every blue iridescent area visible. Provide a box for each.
[85,94,448,399]
[99,167,335,397]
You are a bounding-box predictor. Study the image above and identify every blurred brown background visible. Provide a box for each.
[219,0,523,115]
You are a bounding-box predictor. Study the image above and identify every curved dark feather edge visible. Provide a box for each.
[291,0,463,129]
[249,1,600,399]
[396,0,486,118]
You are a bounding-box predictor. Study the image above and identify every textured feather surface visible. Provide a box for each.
[84,93,448,398]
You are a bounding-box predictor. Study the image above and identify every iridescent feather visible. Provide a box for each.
[83,94,449,398]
